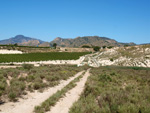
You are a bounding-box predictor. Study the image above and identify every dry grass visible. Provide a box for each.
[69,66,150,113]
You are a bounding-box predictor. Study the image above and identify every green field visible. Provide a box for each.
[0,52,89,63]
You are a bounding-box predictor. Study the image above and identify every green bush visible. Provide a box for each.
[82,45,91,48]
[102,46,106,49]
[0,82,6,91]
[27,75,35,82]
[22,64,33,70]
[33,83,40,90]
[8,91,17,101]
[110,58,114,62]
[9,79,26,97]
[0,74,7,95]
[107,46,113,49]
[93,46,100,51]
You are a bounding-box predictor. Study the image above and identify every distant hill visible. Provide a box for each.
[140,43,150,45]
[50,36,136,47]
[0,35,136,47]
[0,35,45,46]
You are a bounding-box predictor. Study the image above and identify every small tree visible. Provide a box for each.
[107,46,113,49]
[93,46,100,52]
[102,46,106,49]
[14,43,18,46]
[124,45,129,47]
[82,45,91,48]
[53,43,57,49]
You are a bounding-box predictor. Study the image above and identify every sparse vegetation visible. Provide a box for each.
[0,65,88,102]
[69,66,150,113]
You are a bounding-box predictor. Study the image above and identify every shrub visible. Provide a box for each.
[9,79,26,96]
[33,82,41,90]
[27,75,35,82]
[93,46,100,52]
[0,82,6,91]
[0,75,7,94]
[22,64,33,70]
[82,45,91,48]
[9,63,14,65]
[19,77,26,81]
[102,46,106,49]
[107,46,113,49]
[8,91,17,101]
[110,58,114,62]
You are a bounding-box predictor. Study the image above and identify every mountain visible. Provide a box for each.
[0,35,136,47]
[0,35,45,45]
[50,36,136,47]
[39,42,51,47]
[19,40,40,46]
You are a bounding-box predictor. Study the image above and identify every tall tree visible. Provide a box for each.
[53,43,57,49]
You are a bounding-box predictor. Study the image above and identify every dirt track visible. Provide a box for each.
[0,71,85,113]
[47,69,90,113]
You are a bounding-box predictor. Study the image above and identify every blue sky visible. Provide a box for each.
[0,0,149,44]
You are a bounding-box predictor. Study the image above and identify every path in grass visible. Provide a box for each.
[47,68,91,113]
[0,71,85,113]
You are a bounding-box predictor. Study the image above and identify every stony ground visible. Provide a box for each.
[79,45,150,67]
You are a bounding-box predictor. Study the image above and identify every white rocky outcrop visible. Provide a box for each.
[78,46,150,67]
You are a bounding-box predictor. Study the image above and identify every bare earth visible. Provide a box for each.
[47,68,91,113]
[0,71,85,113]
[0,50,23,54]
[0,66,21,69]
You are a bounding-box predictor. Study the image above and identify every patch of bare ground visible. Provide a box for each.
[0,66,21,69]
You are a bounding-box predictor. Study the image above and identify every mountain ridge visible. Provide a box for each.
[0,35,136,47]
[0,35,45,45]
[50,36,136,47]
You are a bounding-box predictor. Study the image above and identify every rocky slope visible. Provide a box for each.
[79,45,150,67]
